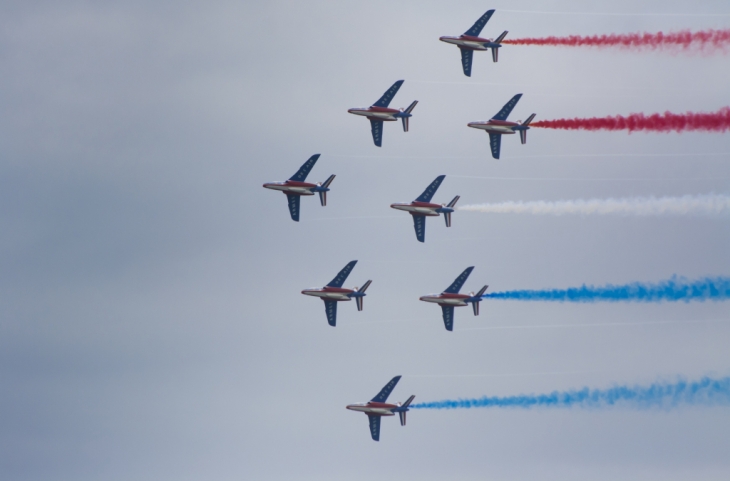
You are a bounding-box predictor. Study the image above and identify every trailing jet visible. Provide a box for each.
[390,175,460,243]
[263,154,335,221]
[301,260,371,326]
[468,94,536,159]
[420,266,488,331]
[346,375,415,441]
[348,80,418,147]
[439,9,508,77]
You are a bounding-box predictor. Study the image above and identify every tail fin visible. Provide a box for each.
[318,174,336,206]
[495,30,508,44]
[401,101,418,132]
[355,280,372,311]
[519,115,535,145]
[399,395,415,426]
[471,285,488,316]
[447,195,460,208]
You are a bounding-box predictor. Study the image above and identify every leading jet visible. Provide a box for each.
[420,266,488,331]
[439,9,508,77]
[390,175,460,243]
[468,94,536,159]
[348,80,418,147]
[301,260,372,326]
[346,375,415,441]
[263,154,335,221]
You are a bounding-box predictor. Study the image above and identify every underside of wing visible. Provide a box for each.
[488,133,501,159]
[459,48,473,77]
[286,194,301,221]
[372,80,404,108]
[441,305,455,331]
[412,215,426,243]
[464,9,495,37]
[370,119,383,147]
[368,415,381,441]
[324,300,337,327]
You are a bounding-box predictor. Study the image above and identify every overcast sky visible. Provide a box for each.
[1,1,729,480]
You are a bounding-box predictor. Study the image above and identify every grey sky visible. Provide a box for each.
[1,0,729,480]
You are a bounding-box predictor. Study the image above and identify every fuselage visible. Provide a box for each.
[263,180,317,196]
[420,292,471,307]
[390,201,442,217]
[467,119,519,134]
[439,35,496,51]
[346,401,397,416]
[348,106,400,122]
[301,286,354,301]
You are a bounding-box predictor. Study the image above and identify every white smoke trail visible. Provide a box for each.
[459,193,730,216]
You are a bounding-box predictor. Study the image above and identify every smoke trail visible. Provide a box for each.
[484,276,730,302]
[532,107,730,132]
[458,194,730,216]
[502,29,730,51]
[411,376,730,410]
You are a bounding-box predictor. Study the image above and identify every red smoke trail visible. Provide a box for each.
[532,108,730,133]
[503,29,730,51]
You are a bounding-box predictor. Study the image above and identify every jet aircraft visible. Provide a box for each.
[420,266,488,331]
[390,175,460,243]
[346,375,415,441]
[262,154,335,221]
[467,94,536,159]
[301,260,371,326]
[348,80,418,147]
[439,9,508,77]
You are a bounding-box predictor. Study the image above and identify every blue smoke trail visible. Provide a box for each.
[484,276,730,302]
[411,377,730,410]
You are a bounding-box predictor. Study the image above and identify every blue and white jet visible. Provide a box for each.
[468,94,536,159]
[439,9,508,77]
[263,154,335,221]
[420,266,488,331]
[346,375,415,441]
[301,260,372,326]
[390,175,460,243]
[348,80,418,147]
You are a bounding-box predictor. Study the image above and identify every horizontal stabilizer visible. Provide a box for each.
[319,191,327,206]
[472,301,480,316]
[404,100,418,114]
[402,116,409,132]
[520,129,527,144]
[444,211,452,228]
[322,174,336,188]
[495,30,508,44]
[358,280,372,294]
[491,47,498,63]
[475,285,489,298]
[402,394,415,408]
[522,113,536,126]
[399,411,406,426]
[447,195,460,208]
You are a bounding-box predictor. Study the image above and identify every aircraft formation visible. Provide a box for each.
[262,8,665,442]
[259,8,525,441]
